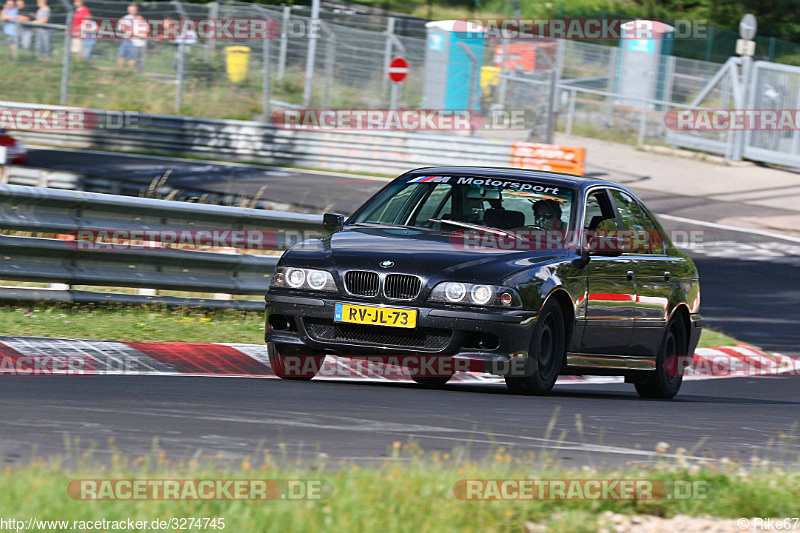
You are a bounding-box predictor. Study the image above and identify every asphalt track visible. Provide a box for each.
[2,147,798,467]
[2,375,799,467]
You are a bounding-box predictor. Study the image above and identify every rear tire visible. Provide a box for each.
[268,342,325,381]
[505,299,566,395]
[635,318,686,399]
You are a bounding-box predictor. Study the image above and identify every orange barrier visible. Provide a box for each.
[510,142,585,176]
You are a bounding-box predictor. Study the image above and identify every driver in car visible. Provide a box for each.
[532,199,564,230]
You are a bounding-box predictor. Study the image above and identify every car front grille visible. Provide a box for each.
[344,270,379,297]
[304,318,451,351]
[384,274,422,299]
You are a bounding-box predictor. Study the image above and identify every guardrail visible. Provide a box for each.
[0,184,324,308]
[1,165,84,189]
[0,101,585,175]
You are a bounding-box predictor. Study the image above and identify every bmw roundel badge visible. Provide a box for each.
[379,260,394,268]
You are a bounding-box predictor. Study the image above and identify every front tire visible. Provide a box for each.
[505,299,566,395]
[268,342,325,381]
[635,318,686,399]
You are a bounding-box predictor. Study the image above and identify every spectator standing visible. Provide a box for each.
[80,15,96,60]
[14,0,31,51]
[130,13,148,72]
[117,3,148,71]
[70,0,89,57]
[31,0,49,58]
[2,0,20,54]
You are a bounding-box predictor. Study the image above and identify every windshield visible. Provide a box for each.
[350,175,575,232]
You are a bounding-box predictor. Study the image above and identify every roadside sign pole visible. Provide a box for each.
[732,14,757,161]
[390,82,400,110]
[302,0,320,107]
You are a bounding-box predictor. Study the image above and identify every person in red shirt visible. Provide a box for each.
[70,0,89,56]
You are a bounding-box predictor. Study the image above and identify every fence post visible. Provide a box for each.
[604,46,617,126]
[545,39,564,144]
[565,88,576,136]
[322,24,335,109]
[637,106,647,147]
[263,31,272,118]
[206,2,218,61]
[175,43,185,114]
[302,0,320,107]
[497,40,509,108]
[381,17,395,104]
[277,6,290,79]
[60,14,73,105]
[731,55,753,161]
[457,41,478,111]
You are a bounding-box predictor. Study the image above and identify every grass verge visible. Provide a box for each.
[1,440,799,532]
[0,302,745,348]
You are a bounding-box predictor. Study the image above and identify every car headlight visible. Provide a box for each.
[270,267,336,292]
[429,282,521,308]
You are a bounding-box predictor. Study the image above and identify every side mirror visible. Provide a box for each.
[588,235,624,257]
[322,212,345,233]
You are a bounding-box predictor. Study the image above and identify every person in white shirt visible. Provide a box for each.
[117,2,147,71]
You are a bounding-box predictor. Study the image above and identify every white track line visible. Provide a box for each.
[657,213,800,243]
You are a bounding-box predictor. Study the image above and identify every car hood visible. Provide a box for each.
[285,225,568,282]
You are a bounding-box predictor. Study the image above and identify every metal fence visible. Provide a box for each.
[0,1,428,118]
[3,1,800,166]
[0,182,323,307]
[1,101,515,174]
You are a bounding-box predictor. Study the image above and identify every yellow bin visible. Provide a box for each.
[225,46,251,83]
[480,66,501,91]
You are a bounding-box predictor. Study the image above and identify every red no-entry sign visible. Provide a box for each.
[388,57,409,83]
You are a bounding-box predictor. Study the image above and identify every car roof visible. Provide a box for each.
[403,166,612,192]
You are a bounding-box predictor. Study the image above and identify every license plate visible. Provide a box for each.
[334,303,417,329]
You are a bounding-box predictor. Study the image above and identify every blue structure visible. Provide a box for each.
[422,20,485,110]
[614,20,674,109]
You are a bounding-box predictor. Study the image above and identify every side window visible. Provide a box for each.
[610,190,652,254]
[641,209,666,255]
[583,190,617,231]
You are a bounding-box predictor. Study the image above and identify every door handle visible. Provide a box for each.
[664,271,671,281]
[626,270,634,281]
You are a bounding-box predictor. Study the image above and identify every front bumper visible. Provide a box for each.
[265,291,538,374]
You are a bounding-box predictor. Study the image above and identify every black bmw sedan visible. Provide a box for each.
[265,167,702,399]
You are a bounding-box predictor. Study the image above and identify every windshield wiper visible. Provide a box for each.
[428,218,523,240]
